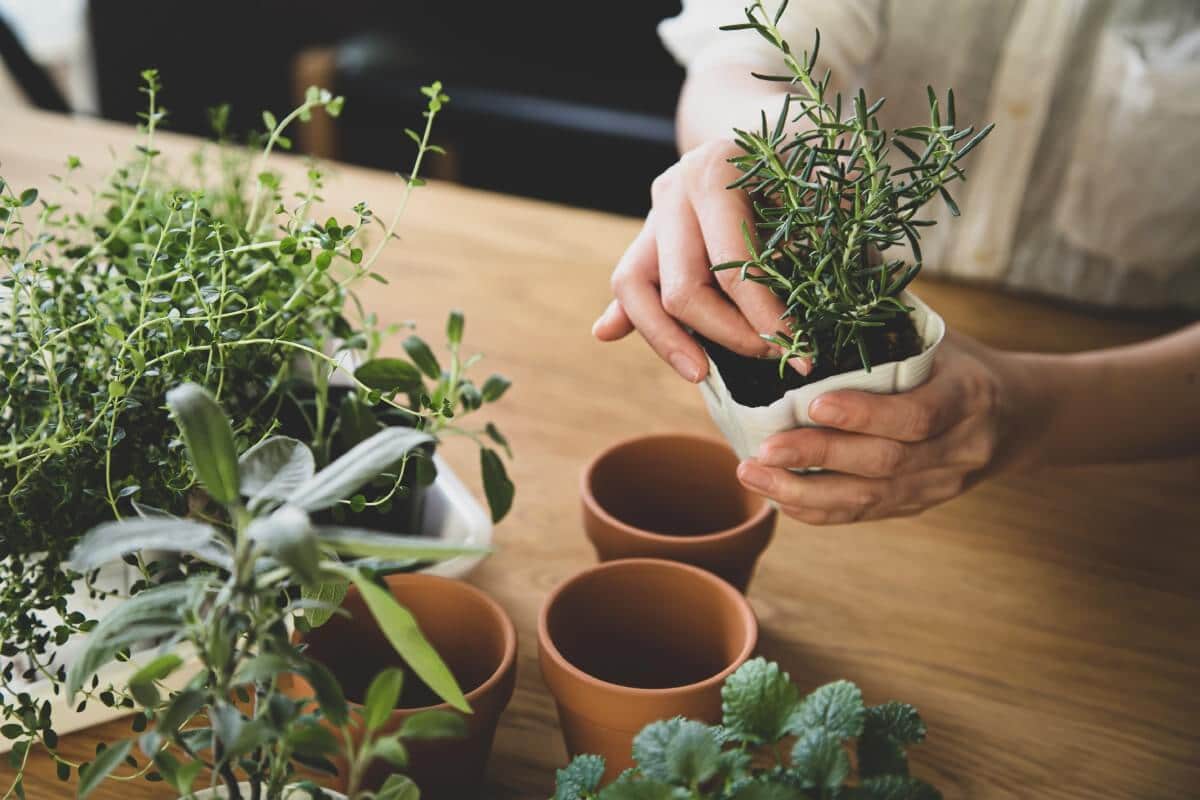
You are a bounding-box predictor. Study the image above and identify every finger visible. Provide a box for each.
[736,460,891,516]
[756,427,945,478]
[808,367,967,442]
[592,299,634,341]
[652,171,768,357]
[684,147,810,374]
[610,218,708,383]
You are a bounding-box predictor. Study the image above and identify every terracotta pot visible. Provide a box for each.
[538,558,758,784]
[581,433,777,591]
[284,574,517,800]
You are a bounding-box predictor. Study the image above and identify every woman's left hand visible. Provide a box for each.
[735,332,1043,524]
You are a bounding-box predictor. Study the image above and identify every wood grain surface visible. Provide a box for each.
[3,106,1198,799]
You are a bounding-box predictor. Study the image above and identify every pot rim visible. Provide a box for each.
[300,572,517,715]
[580,432,773,545]
[537,558,758,698]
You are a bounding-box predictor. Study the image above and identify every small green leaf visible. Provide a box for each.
[721,657,800,744]
[446,310,464,345]
[166,383,241,505]
[480,374,511,402]
[239,436,316,510]
[399,709,467,740]
[363,668,405,733]
[787,679,865,740]
[403,335,441,378]
[555,754,606,800]
[301,580,349,628]
[338,566,470,712]
[791,728,850,790]
[356,357,424,393]
[480,448,514,523]
[127,654,184,707]
[368,735,409,768]
[262,110,278,131]
[286,427,433,512]
[77,740,132,799]
[19,188,37,207]
[664,720,721,785]
[375,774,420,800]
[246,505,321,585]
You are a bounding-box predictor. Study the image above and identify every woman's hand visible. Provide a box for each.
[592,140,804,382]
[735,333,1045,524]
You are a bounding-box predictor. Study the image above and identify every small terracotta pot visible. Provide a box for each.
[582,433,777,591]
[538,558,758,784]
[285,574,517,800]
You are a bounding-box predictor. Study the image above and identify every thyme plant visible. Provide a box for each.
[1,74,512,798]
[64,384,476,799]
[717,1,994,375]
[555,658,939,800]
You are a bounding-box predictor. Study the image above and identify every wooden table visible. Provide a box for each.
[5,107,1199,800]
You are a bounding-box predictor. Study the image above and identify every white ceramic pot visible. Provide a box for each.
[190,783,346,799]
[699,291,946,460]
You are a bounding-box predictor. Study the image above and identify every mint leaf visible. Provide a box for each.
[663,720,721,785]
[790,728,850,790]
[555,754,605,800]
[786,680,864,740]
[597,775,685,800]
[858,702,925,778]
[865,702,927,744]
[849,775,942,800]
[728,781,807,800]
[721,657,800,744]
[632,718,684,781]
[858,733,909,778]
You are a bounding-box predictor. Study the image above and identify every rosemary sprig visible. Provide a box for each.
[718,1,994,374]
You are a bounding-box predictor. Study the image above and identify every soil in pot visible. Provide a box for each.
[698,312,922,407]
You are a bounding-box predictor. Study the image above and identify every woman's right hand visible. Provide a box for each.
[591,139,803,382]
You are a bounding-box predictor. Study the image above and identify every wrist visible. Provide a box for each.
[989,349,1069,471]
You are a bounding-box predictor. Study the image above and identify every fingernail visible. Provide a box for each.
[789,357,811,376]
[590,316,605,337]
[810,397,844,425]
[737,460,771,491]
[757,446,799,468]
[669,352,702,383]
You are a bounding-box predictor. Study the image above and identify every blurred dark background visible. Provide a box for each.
[0,1,685,217]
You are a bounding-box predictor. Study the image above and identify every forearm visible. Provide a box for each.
[1008,324,1200,466]
[675,52,790,154]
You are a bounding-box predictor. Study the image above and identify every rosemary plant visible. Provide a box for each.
[716,1,993,376]
[1,74,512,798]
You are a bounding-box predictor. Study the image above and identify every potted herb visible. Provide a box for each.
[0,73,513,789]
[65,383,482,799]
[554,657,941,799]
[699,2,993,459]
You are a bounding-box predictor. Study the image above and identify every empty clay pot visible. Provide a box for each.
[538,558,758,784]
[582,433,777,591]
[285,573,517,800]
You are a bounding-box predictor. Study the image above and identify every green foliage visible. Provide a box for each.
[66,384,479,799]
[554,658,939,800]
[1,73,514,796]
[716,1,993,373]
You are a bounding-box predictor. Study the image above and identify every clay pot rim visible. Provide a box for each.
[581,432,772,545]
[537,558,758,697]
[299,572,518,716]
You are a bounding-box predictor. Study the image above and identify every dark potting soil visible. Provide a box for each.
[699,313,923,408]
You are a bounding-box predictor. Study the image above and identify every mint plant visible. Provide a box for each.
[64,383,478,799]
[1,74,512,799]
[554,658,939,800]
[715,2,993,377]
